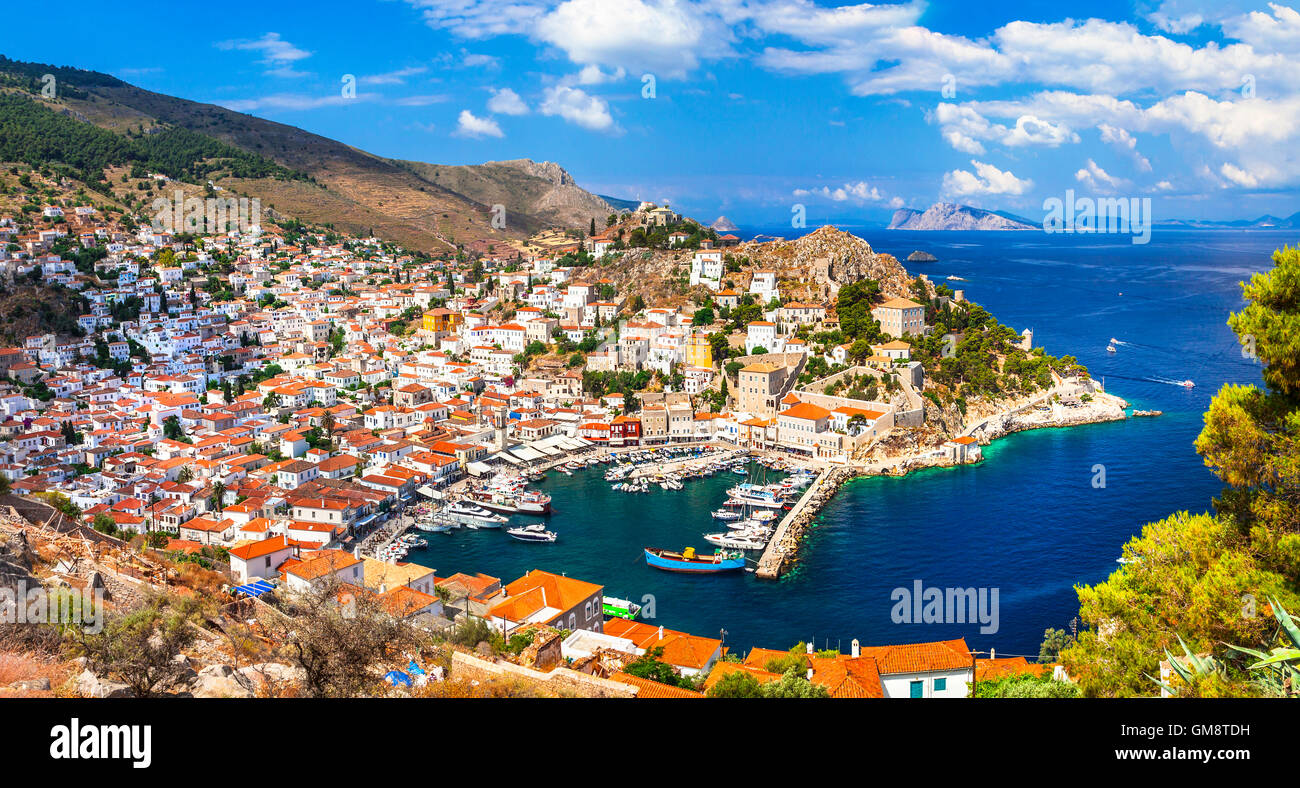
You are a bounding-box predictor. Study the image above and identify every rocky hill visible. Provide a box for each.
[394,158,616,231]
[736,225,918,300]
[889,202,1037,231]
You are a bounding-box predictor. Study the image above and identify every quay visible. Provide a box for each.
[755,466,855,579]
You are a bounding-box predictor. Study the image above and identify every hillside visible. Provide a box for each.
[0,55,611,253]
[393,158,617,231]
[889,203,1038,230]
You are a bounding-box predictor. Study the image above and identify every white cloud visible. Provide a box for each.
[792,180,894,203]
[359,66,428,85]
[942,160,1033,197]
[539,85,618,132]
[454,109,504,138]
[219,93,371,112]
[1098,124,1153,172]
[487,87,529,115]
[1221,162,1261,187]
[409,0,547,38]
[1075,159,1126,191]
[216,32,312,77]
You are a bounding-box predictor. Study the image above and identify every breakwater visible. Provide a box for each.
[755,466,858,579]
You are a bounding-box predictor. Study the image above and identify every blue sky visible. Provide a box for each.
[6,0,1300,225]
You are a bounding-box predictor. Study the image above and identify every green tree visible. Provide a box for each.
[1062,246,1300,696]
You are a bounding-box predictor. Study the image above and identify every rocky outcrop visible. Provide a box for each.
[889,203,1037,231]
[737,225,917,301]
[907,250,938,262]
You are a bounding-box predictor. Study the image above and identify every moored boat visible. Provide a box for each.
[644,546,746,573]
[602,595,642,619]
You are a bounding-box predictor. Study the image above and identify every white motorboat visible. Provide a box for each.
[711,509,743,521]
[507,524,558,543]
[703,532,768,550]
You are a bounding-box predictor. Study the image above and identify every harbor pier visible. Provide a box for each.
[755,465,856,579]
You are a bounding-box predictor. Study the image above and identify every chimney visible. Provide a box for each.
[805,641,813,655]
[990,648,996,660]
[379,583,387,594]
[352,546,360,559]
[851,638,860,658]
[658,625,664,641]
[806,667,814,681]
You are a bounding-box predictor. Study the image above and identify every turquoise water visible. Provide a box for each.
[409,229,1291,657]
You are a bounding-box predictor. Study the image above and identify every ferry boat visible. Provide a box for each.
[445,501,508,528]
[644,546,747,573]
[506,524,558,543]
[602,596,642,620]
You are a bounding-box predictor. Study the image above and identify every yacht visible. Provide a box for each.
[445,501,508,528]
[506,524,558,543]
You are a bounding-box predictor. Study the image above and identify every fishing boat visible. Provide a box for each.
[602,596,642,620]
[506,524,558,543]
[1106,342,1116,353]
[445,501,508,528]
[749,509,778,523]
[711,508,743,521]
[644,546,746,573]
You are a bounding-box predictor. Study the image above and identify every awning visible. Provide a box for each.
[510,446,545,462]
[492,451,522,465]
[233,579,276,598]
[464,462,493,477]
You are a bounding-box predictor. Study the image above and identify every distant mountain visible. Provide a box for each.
[0,55,610,251]
[1155,211,1300,229]
[710,216,739,232]
[889,202,1038,231]
[599,194,641,212]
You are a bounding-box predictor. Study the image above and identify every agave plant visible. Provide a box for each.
[1148,635,1224,696]
[1229,598,1300,698]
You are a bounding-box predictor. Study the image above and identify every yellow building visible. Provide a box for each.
[684,332,713,369]
[422,308,462,335]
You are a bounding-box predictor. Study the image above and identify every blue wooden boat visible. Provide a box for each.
[644,547,746,573]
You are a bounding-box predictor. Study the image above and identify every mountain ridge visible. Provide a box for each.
[889,202,1039,231]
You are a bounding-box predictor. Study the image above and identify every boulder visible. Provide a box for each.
[191,669,254,699]
[9,678,51,691]
[74,669,132,698]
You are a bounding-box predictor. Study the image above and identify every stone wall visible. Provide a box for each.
[450,650,636,697]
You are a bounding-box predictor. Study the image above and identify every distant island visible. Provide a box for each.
[890,203,1038,231]
[907,250,938,262]
[710,215,739,232]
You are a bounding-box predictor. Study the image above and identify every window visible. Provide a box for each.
[934,677,947,692]
[909,680,923,698]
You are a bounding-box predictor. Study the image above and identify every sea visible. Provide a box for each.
[408,227,1292,659]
